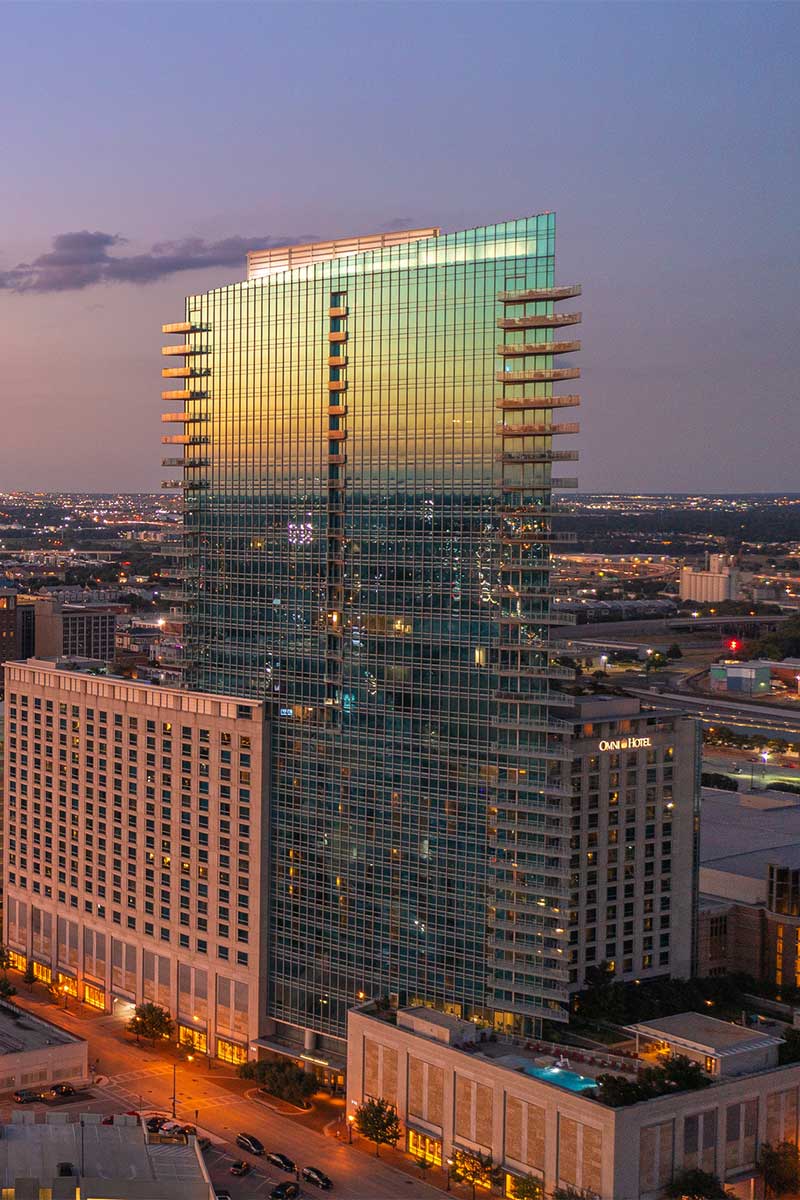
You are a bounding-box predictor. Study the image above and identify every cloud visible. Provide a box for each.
[380,217,420,232]
[0,230,315,293]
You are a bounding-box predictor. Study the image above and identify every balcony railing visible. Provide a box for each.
[497,312,581,330]
[496,395,580,410]
[497,340,580,356]
[498,284,582,303]
[496,368,580,383]
[498,422,580,436]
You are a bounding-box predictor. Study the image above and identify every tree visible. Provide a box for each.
[779,1027,800,1065]
[450,1149,502,1199]
[238,1059,316,1106]
[416,1157,434,1179]
[509,1173,544,1199]
[127,1001,174,1045]
[664,1167,730,1198]
[23,962,36,991]
[552,1188,600,1200]
[667,643,683,659]
[758,1141,800,1198]
[353,1096,401,1157]
[0,977,16,1000]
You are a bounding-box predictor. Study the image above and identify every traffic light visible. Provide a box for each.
[727,638,740,652]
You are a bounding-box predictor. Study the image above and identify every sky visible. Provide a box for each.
[0,0,797,494]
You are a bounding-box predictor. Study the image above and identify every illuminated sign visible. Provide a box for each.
[598,737,651,752]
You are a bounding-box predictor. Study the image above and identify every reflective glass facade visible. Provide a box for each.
[162,216,581,1041]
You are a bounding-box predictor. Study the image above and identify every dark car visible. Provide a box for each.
[230,1160,251,1177]
[146,1115,169,1133]
[197,1135,212,1152]
[215,1192,232,1200]
[179,1123,196,1137]
[270,1185,300,1200]
[13,1089,41,1104]
[235,1132,264,1156]
[302,1166,332,1190]
[56,1163,76,1176]
[48,1083,76,1099]
[267,1152,297,1173]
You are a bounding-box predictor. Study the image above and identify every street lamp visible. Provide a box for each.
[347,1114,354,1144]
[446,1157,454,1192]
[61,984,69,1010]
[171,1062,177,1118]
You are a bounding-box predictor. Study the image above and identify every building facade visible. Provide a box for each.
[161,217,581,1059]
[347,1003,800,1200]
[32,599,117,663]
[679,553,740,604]
[556,695,699,991]
[2,659,268,1064]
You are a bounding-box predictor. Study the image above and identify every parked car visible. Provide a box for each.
[13,1089,41,1104]
[146,1115,169,1133]
[215,1192,232,1200]
[56,1163,75,1176]
[179,1124,196,1137]
[230,1160,251,1177]
[235,1132,264,1156]
[302,1166,333,1190]
[267,1152,297,1173]
[197,1135,212,1152]
[48,1083,76,1099]
[158,1121,184,1138]
[270,1184,300,1200]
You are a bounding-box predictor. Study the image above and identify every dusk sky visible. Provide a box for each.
[1,0,797,494]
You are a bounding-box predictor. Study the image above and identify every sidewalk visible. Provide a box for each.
[326,1118,473,1199]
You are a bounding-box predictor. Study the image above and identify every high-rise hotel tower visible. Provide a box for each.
[161,217,581,1066]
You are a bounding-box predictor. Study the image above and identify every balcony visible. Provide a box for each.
[496,395,580,411]
[161,367,192,378]
[161,457,186,468]
[498,450,578,464]
[161,412,192,423]
[496,665,575,681]
[328,454,347,464]
[161,389,192,402]
[497,312,581,330]
[161,480,181,489]
[328,405,347,417]
[161,344,193,356]
[498,284,582,303]
[497,422,579,437]
[328,331,347,343]
[328,356,347,367]
[161,322,194,335]
[498,340,580,357]
[496,368,580,383]
[161,434,190,445]
[329,306,347,318]
[328,431,347,442]
[328,381,346,392]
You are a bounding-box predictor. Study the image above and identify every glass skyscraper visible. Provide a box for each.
[161,216,581,1060]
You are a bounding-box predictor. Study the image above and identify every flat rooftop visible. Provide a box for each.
[0,1115,211,1199]
[627,1012,783,1058]
[701,791,800,865]
[0,1004,81,1055]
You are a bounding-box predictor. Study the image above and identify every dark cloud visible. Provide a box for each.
[380,217,421,232]
[0,230,314,293]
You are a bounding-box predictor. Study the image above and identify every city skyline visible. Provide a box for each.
[1,1,798,495]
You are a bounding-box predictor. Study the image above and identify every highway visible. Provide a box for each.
[625,687,800,738]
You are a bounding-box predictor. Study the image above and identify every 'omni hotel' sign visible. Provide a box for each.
[598,736,652,752]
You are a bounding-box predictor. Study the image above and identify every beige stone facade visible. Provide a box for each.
[348,1006,800,1199]
[2,660,269,1063]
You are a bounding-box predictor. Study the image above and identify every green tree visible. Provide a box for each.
[416,1157,434,1179]
[0,977,16,1000]
[664,1167,731,1198]
[353,1096,401,1157]
[23,962,36,991]
[238,1059,316,1106]
[778,1027,800,1065]
[758,1141,800,1198]
[127,1002,174,1046]
[450,1149,502,1199]
[509,1173,544,1199]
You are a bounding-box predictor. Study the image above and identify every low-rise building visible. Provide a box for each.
[680,553,740,604]
[710,660,772,696]
[3,658,268,1066]
[0,1110,213,1198]
[0,1001,87,1093]
[347,1002,800,1199]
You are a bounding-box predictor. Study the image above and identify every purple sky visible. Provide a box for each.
[1,1,797,493]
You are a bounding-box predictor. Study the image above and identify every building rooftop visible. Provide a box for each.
[0,1114,212,1199]
[626,1012,783,1058]
[700,791,800,864]
[0,1003,82,1055]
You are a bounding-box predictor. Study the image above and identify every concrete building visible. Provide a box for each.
[554,695,699,990]
[680,553,740,604]
[32,599,117,663]
[710,660,772,695]
[162,216,582,1062]
[0,593,21,697]
[0,1001,87,1094]
[697,791,800,987]
[0,1111,213,1199]
[3,658,268,1065]
[347,1001,800,1199]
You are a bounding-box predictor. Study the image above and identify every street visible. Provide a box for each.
[1,989,440,1200]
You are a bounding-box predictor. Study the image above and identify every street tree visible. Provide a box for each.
[758,1141,800,1197]
[127,1002,174,1046]
[353,1096,401,1156]
[450,1149,502,1199]
[509,1173,544,1199]
[23,962,36,991]
[664,1167,731,1198]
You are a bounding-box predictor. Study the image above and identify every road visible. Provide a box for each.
[2,991,440,1200]
[625,686,800,739]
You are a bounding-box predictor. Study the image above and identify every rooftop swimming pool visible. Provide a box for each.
[524,1065,597,1093]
